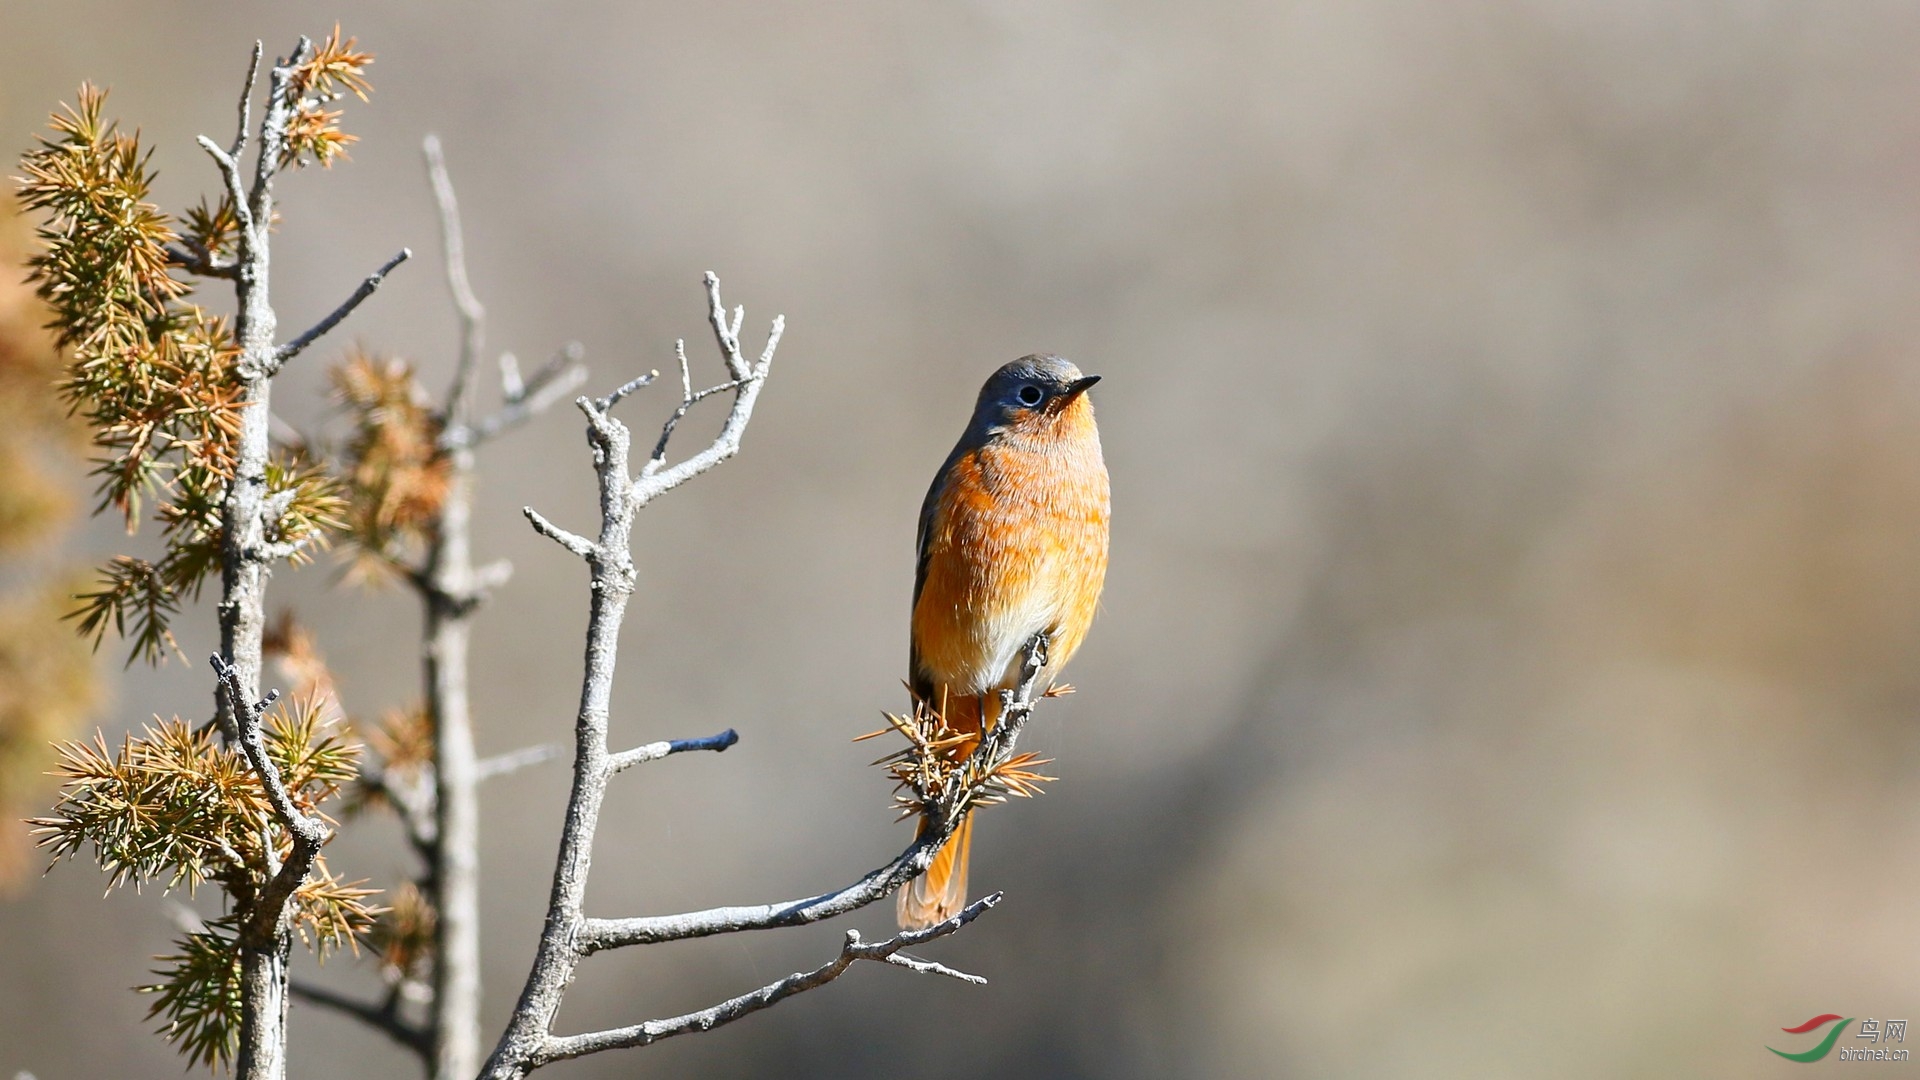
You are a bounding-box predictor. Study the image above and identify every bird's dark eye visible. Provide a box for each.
[1017,384,1044,407]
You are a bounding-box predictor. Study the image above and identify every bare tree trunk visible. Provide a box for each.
[237,940,292,1080]
[426,444,482,1080]
[198,38,406,1080]
[480,399,638,1080]
[215,46,291,1080]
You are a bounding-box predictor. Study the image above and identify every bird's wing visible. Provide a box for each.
[909,444,962,699]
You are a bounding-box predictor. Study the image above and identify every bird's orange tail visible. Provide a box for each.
[897,812,972,930]
[896,689,993,930]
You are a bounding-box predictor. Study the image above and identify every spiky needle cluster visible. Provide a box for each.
[16,30,390,1075]
[280,26,374,171]
[16,63,359,665]
[861,695,1059,823]
[0,199,95,885]
[32,704,376,1066]
[19,85,242,662]
[331,350,450,585]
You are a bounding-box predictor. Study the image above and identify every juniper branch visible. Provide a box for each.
[210,654,328,941]
[195,37,387,1080]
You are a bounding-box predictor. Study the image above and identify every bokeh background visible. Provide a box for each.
[5,2,1920,1077]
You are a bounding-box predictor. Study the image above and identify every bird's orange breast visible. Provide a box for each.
[911,399,1109,706]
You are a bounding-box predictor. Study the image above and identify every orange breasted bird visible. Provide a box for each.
[899,354,1110,930]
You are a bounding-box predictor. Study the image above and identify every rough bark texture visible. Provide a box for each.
[209,45,297,1080]
[210,42,281,741]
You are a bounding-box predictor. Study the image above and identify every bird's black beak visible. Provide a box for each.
[1065,375,1102,398]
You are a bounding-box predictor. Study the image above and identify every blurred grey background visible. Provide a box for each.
[5,2,1920,1077]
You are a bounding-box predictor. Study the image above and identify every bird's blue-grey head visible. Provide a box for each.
[970,354,1101,435]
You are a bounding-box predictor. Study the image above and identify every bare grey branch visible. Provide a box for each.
[631,273,783,501]
[532,895,998,1067]
[522,506,595,560]
[272,248,411,370]
[607,728,738,774]
[485,272,992,1078]
[424,134,485,430]
[290,981,429,1058]
[475,743,562,782]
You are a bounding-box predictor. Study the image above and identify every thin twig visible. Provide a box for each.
[475,743,562,782]
[166,243,240,278]
[446,343,592,452]
[631,273,783,500]
[229,42,263,160]
[196,136,255,242]
[290,980,430,1057]
[424,134,485,430]
[533,895,997,1067]
[594,369,658,413]
[272,248,412,370]
[358,761,438,859]
[518,343,585,402]
[211,653,328,943]
[455,364,589,450]
[607,728,738,774]
[522,506,594,560]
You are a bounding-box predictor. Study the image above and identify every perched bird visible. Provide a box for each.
[899,355,1110,930]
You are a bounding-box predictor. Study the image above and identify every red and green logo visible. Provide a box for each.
[1770,1014,1853,1062]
